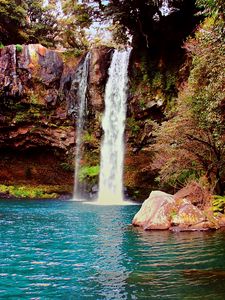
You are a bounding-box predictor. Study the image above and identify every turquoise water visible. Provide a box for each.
[1,200,225,299]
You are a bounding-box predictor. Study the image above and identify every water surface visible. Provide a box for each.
[1,199,225,299]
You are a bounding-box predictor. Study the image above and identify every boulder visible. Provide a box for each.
[132,191,175,230]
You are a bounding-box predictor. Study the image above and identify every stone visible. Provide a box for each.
[171,202,206,226]
[174,181,210,208]
[132,191,175,230]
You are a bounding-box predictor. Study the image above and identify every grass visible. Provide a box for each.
[0,184,73,199]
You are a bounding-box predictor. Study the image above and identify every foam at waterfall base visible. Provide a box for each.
[70,197,87,202]
[69,196,138,205]
[84,197,138,206]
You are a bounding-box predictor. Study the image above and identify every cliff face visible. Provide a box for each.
[0,44,165,199]
[0,44,112,189]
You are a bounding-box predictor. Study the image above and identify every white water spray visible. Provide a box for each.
[73,52,91,199]
[97,49,131,204]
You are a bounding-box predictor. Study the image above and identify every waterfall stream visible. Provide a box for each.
[97,49,131,204]
[73,52,90,199]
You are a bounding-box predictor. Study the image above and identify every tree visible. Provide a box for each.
[57,0,92,49]
[153,12,225,194]
[0,0,58,47]
[0,0,27,45]
[24,0,59,47]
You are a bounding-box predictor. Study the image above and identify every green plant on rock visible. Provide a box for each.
[212,196,225,213]
[30,94,39,105]
[14,112,27,123]
[60,162,74,172]
[0,184,59,199]
[127,117,140,135]
[139,99,146,109]
[152,72,164,89]
[15,44,23,52]
[0,184,9,194]
[165,72,177,92]
[82,132,94,143]
[78,165,100,183]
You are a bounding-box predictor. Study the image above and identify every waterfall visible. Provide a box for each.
[97,48,131,204]
[73,52,91,199]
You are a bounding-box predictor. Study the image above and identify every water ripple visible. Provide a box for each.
[1,200,225,299]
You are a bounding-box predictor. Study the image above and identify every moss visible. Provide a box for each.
[16,44,23,52]
[78,165,100,183]
[0,184,73,199]
[0,42,4,49]
[60,49,84,67]
[13,105,44,123]
[82,132,94,143]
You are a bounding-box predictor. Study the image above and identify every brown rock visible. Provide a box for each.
[170,221,217,232]
[38,45,47,57]
[174,181,211,208]
[89,46,113,110]
[171,202,206,226]
[132,191,175,230]
[215,213,225,227]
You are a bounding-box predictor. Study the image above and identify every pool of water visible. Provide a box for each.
[1,199,225,299]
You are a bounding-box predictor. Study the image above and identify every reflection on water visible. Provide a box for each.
[0,200,225,299]
[88,206,129,299]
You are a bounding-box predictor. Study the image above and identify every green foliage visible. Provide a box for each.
[56,0,92,49]
[0,184,8,194]
[0,42,4,49]
[13,112,26,123]
[78,165,100,182]
[166,169,201,190]
[60,162,74,172]
[152,72,164,89]
[82,132,94,143]
[15,44,23,52]
[0,0,27,45]
[127,118,140,135]
[0,0,58,46]
[139,99,146,109]
[197,0,225,17]
[0,184,58,199]
[212,196,225,213]
[153,15,225,194]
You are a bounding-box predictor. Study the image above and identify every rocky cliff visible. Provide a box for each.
[0,43,167,199]
[0,44,111,193]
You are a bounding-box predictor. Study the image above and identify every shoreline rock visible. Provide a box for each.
[132,190,225,231]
